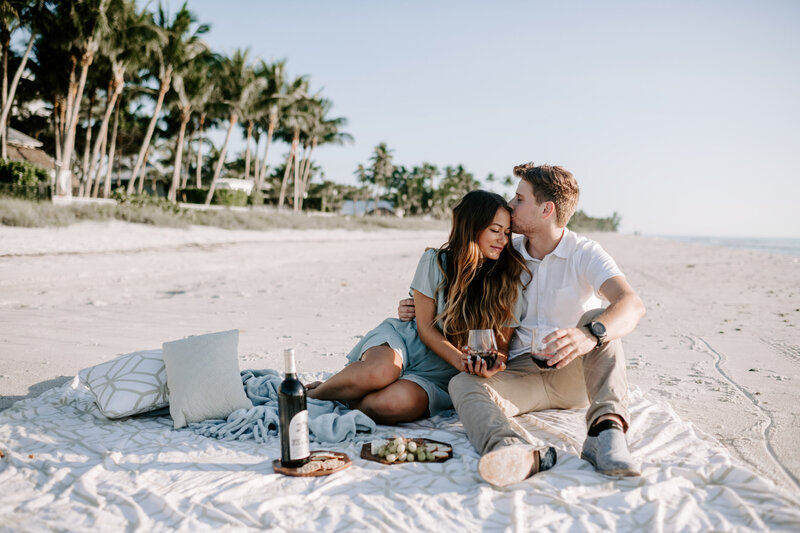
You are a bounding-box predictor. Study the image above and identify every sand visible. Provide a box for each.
[0,221,798,497]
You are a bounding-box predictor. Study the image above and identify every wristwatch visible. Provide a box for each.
[586,321,607,348]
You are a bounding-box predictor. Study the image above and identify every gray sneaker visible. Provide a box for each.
[478,445,557,487]
[581,426,640,477]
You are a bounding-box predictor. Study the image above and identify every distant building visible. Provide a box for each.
[340,199,397,216]
[216,178,254,194]
[6,127,56,177]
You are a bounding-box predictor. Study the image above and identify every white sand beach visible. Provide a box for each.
[1,220,798,503]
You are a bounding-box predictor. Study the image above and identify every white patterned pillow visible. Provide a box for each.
[162,329,252,429]
[78,349,168,419]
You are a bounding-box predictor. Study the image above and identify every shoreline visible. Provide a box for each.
[1,220,797,496]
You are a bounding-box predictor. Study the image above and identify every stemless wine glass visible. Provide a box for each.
[467,329,498,368]
[531,325,559,371]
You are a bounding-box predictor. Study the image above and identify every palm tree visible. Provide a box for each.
[166,50,214,201]
[28,9,72,171]
[295,97,351,210]
[366,143,394,215]
[0,0,44,159]
[85,0,154,197]
[100,92,121,197]
[275,77,310,210]
[55,0,111,197]
[252,59,286,194]
[434,164,480,215]
[238,61,265,183]
[203,48,263,205]
[126,1,208,194]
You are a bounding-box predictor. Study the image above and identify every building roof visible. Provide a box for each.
[6,143,55,170]
[7,127,43,148]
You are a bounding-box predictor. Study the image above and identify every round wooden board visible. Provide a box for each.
[272,450,351,477]
[360,438,453,465]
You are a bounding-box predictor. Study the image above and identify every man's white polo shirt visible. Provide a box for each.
[508,229,624,360]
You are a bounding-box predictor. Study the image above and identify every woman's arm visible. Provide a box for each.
[414,289,510,377]
[413,289,465,371]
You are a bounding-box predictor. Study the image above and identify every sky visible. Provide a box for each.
[164,1,799,237]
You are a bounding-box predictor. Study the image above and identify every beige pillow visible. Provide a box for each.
[162,329,252,428]
[78,349,168,419]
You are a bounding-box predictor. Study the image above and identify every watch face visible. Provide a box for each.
[591,322,606,336]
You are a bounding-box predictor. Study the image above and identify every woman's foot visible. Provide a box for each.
[478,445,557,487]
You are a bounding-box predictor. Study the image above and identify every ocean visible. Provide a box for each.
[654,235,800,257]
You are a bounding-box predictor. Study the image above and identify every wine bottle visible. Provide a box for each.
[278,348,310,468]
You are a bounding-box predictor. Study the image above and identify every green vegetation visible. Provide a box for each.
[568,210,622,233]
[0,196,449,231]
[0,159,50,200]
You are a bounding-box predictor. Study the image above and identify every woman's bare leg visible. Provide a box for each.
[306,345,402,402]
[352,379,429,425]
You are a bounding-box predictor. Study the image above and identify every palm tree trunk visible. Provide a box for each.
[59,48,94,197]
[1,34,7,97]
[278,128,299,210]
[168,110,191,202]
[252,130,261,187]
[89,77,123,197]
[59,94,67,141]
[2,29,10,153]
[79,90,96,196]
[63,58,77,143]
[257,119,275,191]
[195,112,205,188]
[298,137,318,210]
[181,125,194,189]
[293,144,302,211]
[295,143,310,211]
[53,99,62,168]
[91,120,108,198]
[139,146,151,194]
[0,30,35,159]
[103,94,122,198]
[204,112,237,205]
[127,69,171,193]
[243,120,253,179]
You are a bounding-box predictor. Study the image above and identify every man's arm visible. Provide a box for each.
[545,276,646,369]
[594,276,647,341]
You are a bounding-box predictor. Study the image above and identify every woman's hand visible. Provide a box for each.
[459,347,506,378]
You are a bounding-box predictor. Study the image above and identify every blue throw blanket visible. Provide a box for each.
[188,369,377,444]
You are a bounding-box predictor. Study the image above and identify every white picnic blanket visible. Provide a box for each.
[1,374,798,532]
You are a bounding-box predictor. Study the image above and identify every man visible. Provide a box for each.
[398,163,646,487]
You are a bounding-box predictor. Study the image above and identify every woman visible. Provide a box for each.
[307,190,528,424]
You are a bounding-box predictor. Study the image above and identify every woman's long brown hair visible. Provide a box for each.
[433,190,529,348]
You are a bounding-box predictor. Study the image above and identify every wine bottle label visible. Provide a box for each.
[288,410,309,460]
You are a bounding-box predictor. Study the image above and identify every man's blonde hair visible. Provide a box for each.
[513,163,580,227]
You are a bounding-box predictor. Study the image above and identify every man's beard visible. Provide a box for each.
[511,220,533,235]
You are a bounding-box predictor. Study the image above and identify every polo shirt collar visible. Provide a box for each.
[550,228,575,259]
[519,228,574,261]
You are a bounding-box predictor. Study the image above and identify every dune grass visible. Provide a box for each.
[0,197,449,232]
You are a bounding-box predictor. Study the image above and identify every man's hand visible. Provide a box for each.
[460,347,506,378]
[543,327,597,370]
[398,297,416,321]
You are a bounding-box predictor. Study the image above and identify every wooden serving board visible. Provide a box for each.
[360,438,453,465]
[272,450,351,477]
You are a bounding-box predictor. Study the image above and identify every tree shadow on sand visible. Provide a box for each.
[0,376,72,411]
